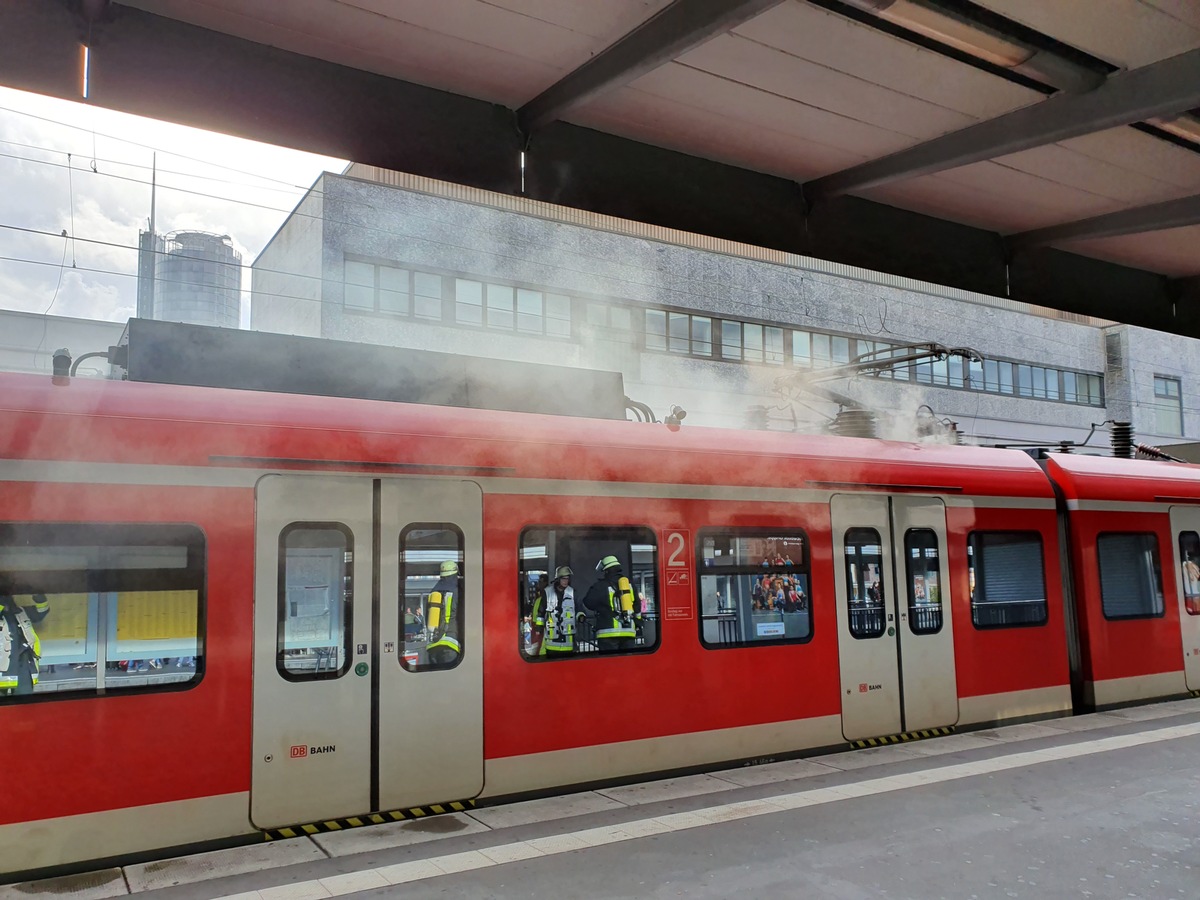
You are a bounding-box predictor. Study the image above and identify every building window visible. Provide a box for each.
[0,523,204,700]
[721,320,784,364]
[968,532,1047,628]
[456,279,572,336]
[414,272,443,320]
[697,530,811,648]
[1098,533,1164,620]
[647,310,712,357]
[1153,376,1183,436]
[343,259,412,316]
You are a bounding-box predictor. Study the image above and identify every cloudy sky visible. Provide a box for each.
[0,86,346,326]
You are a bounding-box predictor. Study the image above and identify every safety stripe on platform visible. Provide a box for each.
[262,800,475,841]
[849,726,954,749]
[219,720,1200,899]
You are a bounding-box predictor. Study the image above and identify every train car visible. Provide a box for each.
[1043,454,1200,708]
[0,370,1084,878]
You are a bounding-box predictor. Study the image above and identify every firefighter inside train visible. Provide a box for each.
[582,555,641,651]
[425,560,462,666]
[0,574,49,696]
[531,566,576,656]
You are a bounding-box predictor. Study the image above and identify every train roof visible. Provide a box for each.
[1044,453,1200,504]
[0,373,1054,498]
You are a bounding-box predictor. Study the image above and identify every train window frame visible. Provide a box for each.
[0,522,207,704]
[844,528,887,640]
[904,529,943,636]
[967,531,1048,629]
[399,523,466,673]
[518,525,660,661]
[696,528,813,650]
[1097,532,1166,621]
[1180,532,1200,616]
[276,522,353,682]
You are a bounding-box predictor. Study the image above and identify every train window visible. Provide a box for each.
[1098,533,1165,620]
[400,526,465,671]
[1181,533,1200,616]
[845,529,885,639]
[519,526,658,659]
[697,530,811,649]
[278,524,352,680]
[905,530,942,635]
[967,532,1047,628]
[0,523,204,701]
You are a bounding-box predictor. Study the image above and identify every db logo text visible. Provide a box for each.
[290,744,336,758]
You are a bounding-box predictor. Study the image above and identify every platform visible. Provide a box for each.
[9,699,1200,899]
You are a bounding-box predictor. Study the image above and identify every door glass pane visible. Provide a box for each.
[278,525,352,679]
[1181,532,1200,615]
[905,529,942,635]
[400,526,464,671]
[845,528,885,639]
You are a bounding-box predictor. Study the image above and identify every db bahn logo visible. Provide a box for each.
[290,744,336,758]
[858,683,883,693]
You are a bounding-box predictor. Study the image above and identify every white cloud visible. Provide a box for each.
[0,86,346,327]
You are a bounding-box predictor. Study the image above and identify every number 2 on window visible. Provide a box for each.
[666,531,687,568]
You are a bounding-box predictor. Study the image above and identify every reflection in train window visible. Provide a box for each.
[1181,532,1200,616]
[905,529,942,635]
[400,525,465,671]
[278,524,352,680]
[845,529,885,639]
[1098,533,1164,620]
[0,523,204,700]
[968,532,1047,628]
[697,529,811,648]
[519,526,658,659]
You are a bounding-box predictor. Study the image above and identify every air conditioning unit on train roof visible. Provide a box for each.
[113,318,628,421]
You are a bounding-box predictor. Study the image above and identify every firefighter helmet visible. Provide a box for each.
[440,560,459,577]
[555,566,572,579]
[597,555,621,572]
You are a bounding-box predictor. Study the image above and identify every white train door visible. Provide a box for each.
[251,475,483,829]
[1170,506,1200,692]
[832,494,958,741]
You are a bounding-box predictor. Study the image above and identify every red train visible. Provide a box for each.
[2,371,1199,879]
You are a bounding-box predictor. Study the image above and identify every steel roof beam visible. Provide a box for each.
[804,48,1200,202]
[517,0,784,138]
[1008,193,1200,250]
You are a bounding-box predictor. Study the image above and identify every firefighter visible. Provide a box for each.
[425,560,462,666]
[0,584,49,696]
[532,566,576,656]
[582,555,638,651]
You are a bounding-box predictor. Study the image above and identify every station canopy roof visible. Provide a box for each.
[7,1,1200,323]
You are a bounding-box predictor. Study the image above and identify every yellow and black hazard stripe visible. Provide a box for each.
[264,799,476,841]
[849,726,954,749]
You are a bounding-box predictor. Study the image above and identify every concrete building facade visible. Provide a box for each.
[251,167,1200,453]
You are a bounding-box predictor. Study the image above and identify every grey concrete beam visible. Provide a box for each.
[517,0,784,137]
[805,48,1200,201]
[1008,193,1200,250]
